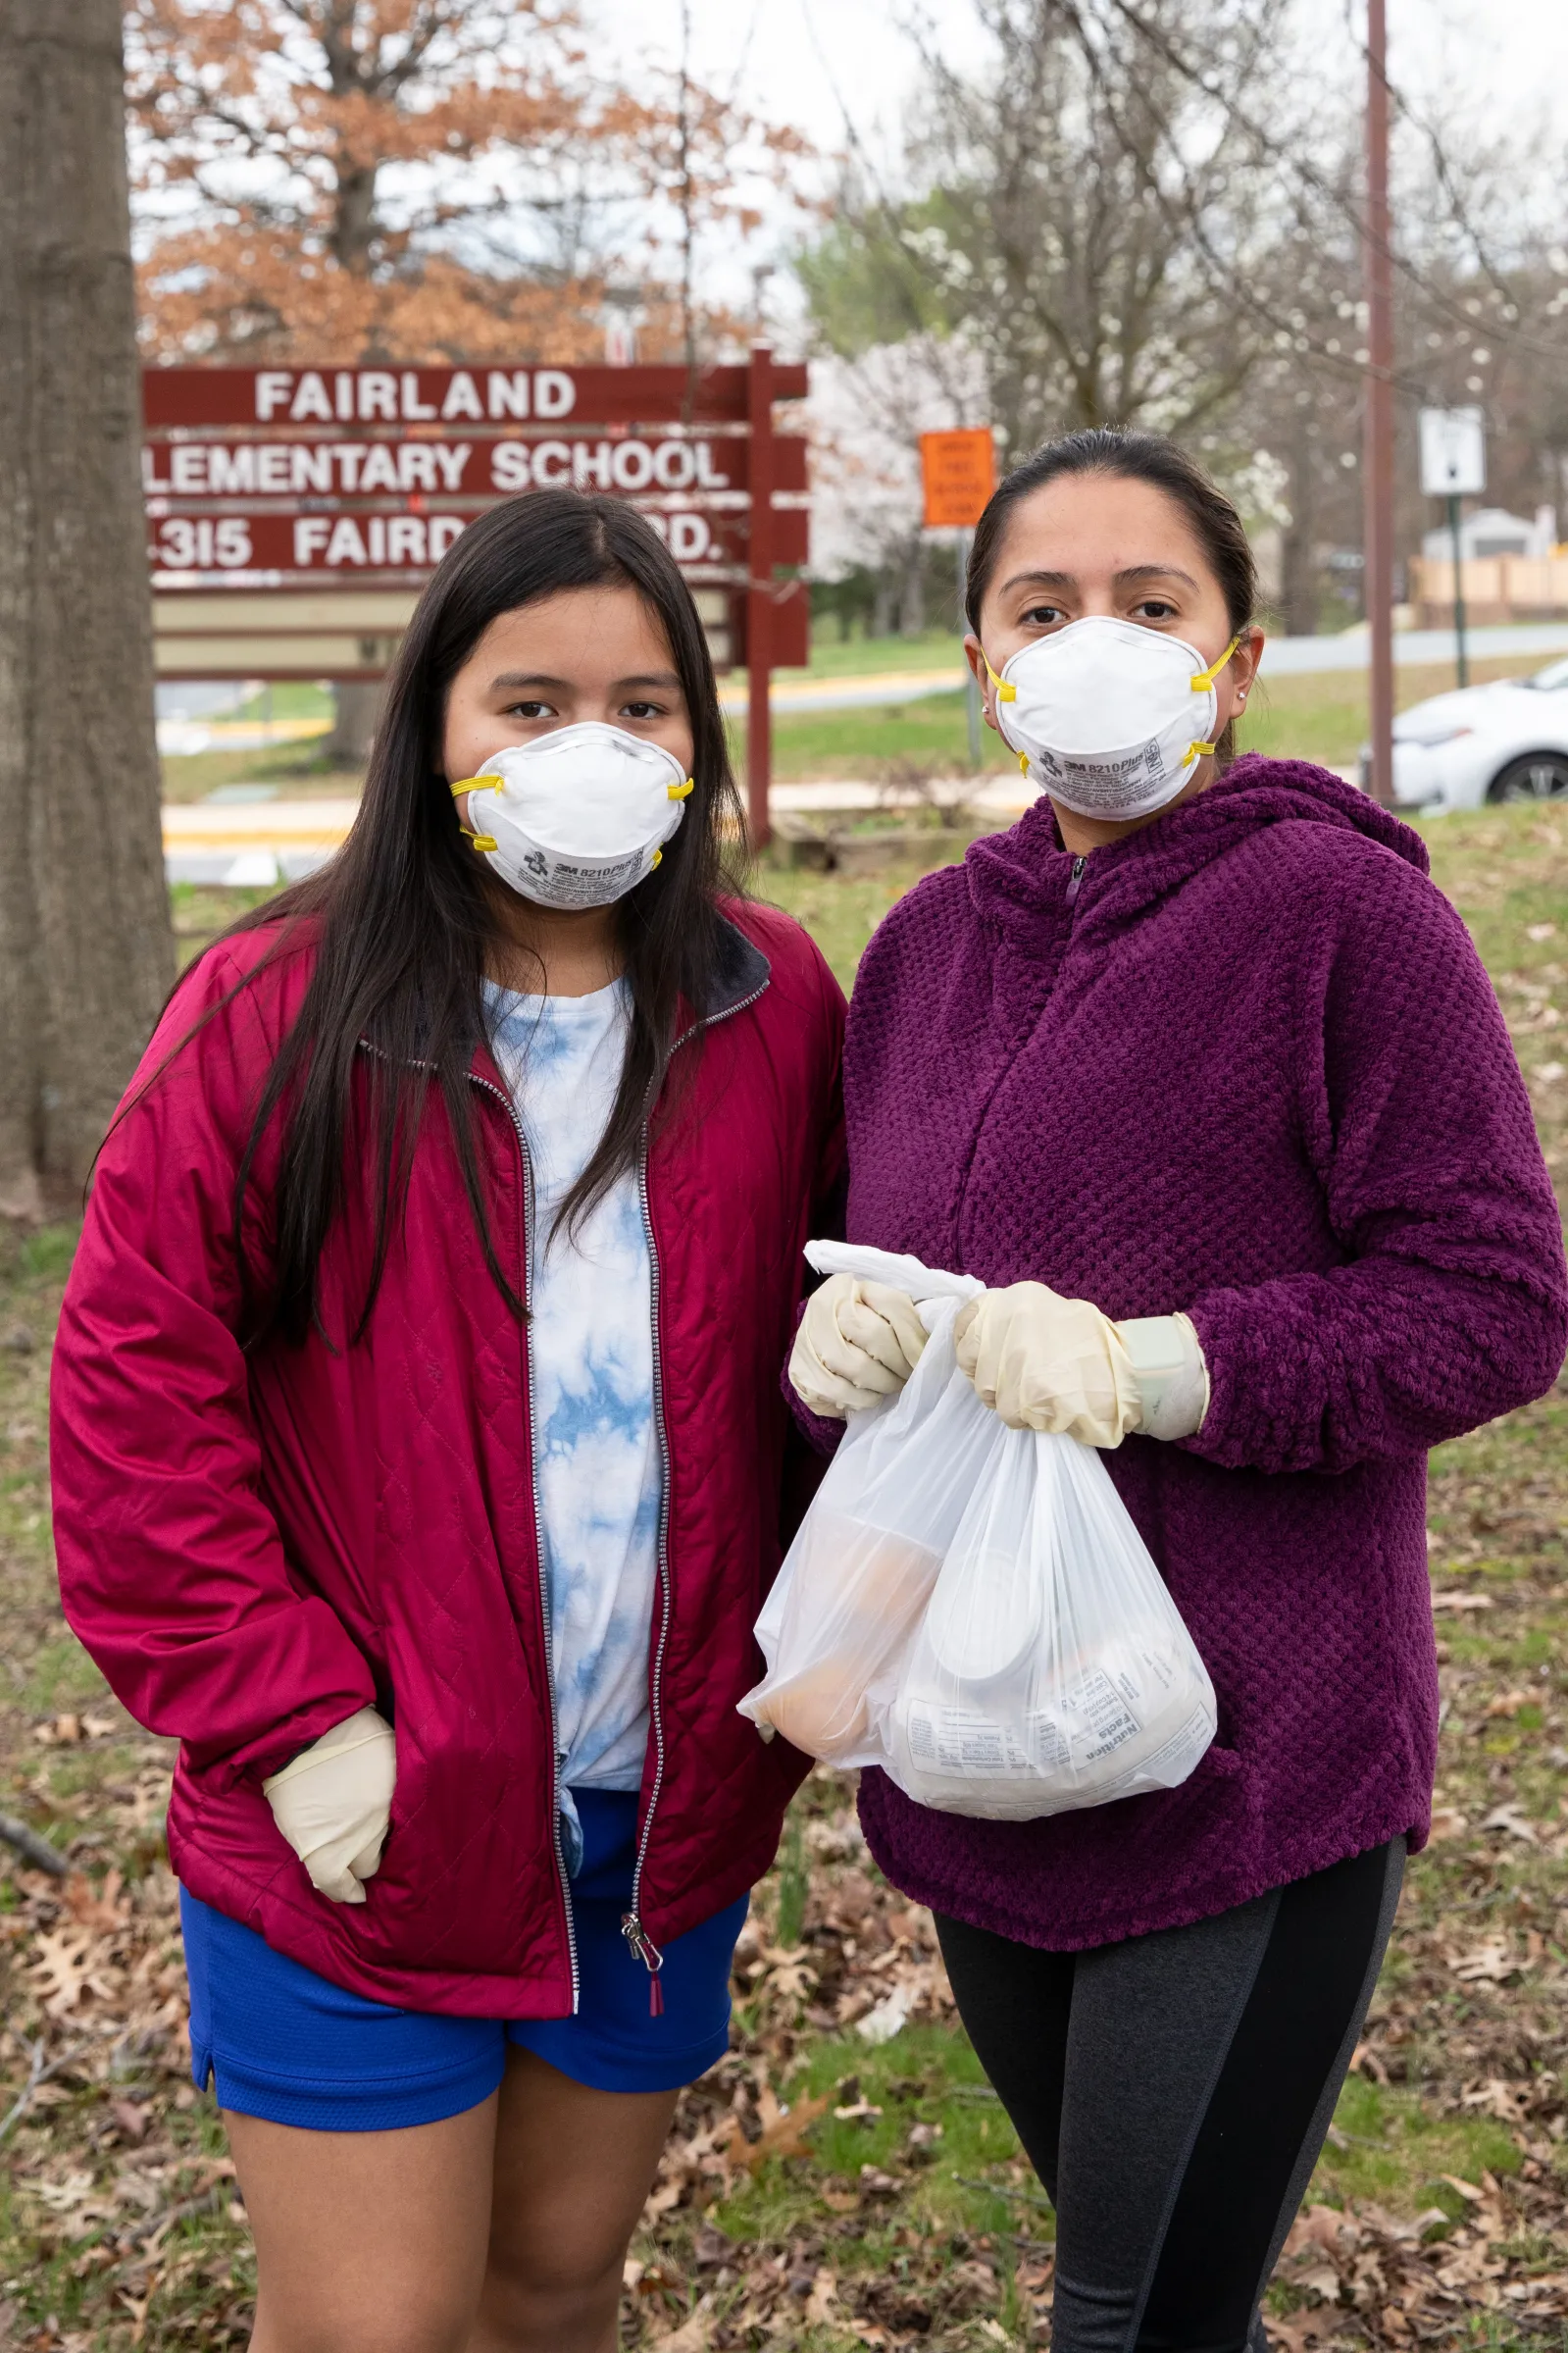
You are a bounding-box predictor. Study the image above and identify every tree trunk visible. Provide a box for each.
[1281,413,1322,639]
[0,0,173,1204]
[325,680,384,770]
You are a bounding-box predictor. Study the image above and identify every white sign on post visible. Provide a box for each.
[1419,407,1486,498]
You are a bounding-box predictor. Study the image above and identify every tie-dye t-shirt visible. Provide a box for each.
[486,981,658,1843]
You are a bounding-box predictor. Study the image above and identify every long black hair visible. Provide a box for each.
[205,489,746,1345]
[965,429,1258,763]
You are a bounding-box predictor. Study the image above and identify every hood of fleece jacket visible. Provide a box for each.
[964,754,1429,941]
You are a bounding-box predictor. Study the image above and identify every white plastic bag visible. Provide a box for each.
[741,1243,1216,1820]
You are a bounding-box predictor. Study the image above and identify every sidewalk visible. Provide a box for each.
[162,781,1038,885]
[163,796,363,886]
[718,666,967,715]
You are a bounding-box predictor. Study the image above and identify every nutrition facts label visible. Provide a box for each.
[1061,1668,1143,1765]
[902,1665,1147,1780]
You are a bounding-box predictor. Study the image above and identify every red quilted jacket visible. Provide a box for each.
[51,904,844,2016]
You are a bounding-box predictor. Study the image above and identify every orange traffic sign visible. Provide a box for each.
[919,428,996,530]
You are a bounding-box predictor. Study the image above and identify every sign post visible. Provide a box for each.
[918,428,996,774]
[1446,492,1468,690]
[746,344,776,851]
[141,356,809,833]
[1418,406,1485,691]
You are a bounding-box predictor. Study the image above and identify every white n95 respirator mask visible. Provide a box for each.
[986,616,1241,821]
[451,724,694,909]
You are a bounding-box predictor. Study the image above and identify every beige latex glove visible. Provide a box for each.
[955,1284,1209,1447]
[789,1272,929,1418]
[263,1707,397,1904]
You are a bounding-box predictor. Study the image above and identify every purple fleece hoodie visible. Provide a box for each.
[828,755,1567,1950]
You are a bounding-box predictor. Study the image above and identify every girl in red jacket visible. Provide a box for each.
[51,490,844,2353]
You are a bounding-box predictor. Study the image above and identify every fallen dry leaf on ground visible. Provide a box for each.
[727,2089,832,2174]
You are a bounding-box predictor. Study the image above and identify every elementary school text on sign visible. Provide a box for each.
[141,435,807,501]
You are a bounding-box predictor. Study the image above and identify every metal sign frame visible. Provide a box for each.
[1418,407,1487,499]
[1418,407,1486,687]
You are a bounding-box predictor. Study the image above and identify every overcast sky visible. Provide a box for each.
[581,0,1568,343]
[599,0,1568,158]
[588,0,1568,332]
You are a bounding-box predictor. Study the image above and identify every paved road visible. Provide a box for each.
[162,787,1039,884]
[157,621,1568,760]
[733,622,1568,708]
[1260,620,1568,676]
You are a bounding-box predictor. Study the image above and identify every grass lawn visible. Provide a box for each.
[2,805,1567,2346]
[783,631,972,682]
[228,682,333,725]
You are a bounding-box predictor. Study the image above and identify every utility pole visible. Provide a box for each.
[1362,0,1395,809]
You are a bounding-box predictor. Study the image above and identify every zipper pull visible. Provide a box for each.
[1066,853,1087,903]
[622,1913,666,2017]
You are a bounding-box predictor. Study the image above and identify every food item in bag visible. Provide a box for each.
[886,1614,1215,1817]
[922,1547,1040,1683]
[1058,1629,1216,1796]
[880,1411,1215,1819]
[754,1518,941,1760]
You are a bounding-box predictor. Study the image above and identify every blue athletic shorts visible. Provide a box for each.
[180,1790,747,2130]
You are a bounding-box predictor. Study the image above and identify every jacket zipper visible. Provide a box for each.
[621,975,770,2014]
[1066,852,1087,903]
[468,1071,581,2016]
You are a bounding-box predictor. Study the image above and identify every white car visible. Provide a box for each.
[1360,656,1568,811]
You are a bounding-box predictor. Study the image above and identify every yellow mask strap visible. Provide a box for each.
[1189,635,1242,692]
[983,656,1016,702]
[449,777,501,851]
[1181,741,1219,769]
[668,777,694,800]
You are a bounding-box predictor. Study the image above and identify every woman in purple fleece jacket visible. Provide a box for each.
[787,433,1568,2351]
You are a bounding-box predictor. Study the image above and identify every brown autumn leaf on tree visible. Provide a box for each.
[126,0,812,366]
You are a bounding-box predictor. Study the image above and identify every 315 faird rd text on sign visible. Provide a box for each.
[145,507,806,574]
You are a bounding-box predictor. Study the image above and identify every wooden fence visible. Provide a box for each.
[1409,553,1568,627]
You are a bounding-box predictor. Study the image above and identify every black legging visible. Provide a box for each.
[935,1838,1405,2353]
